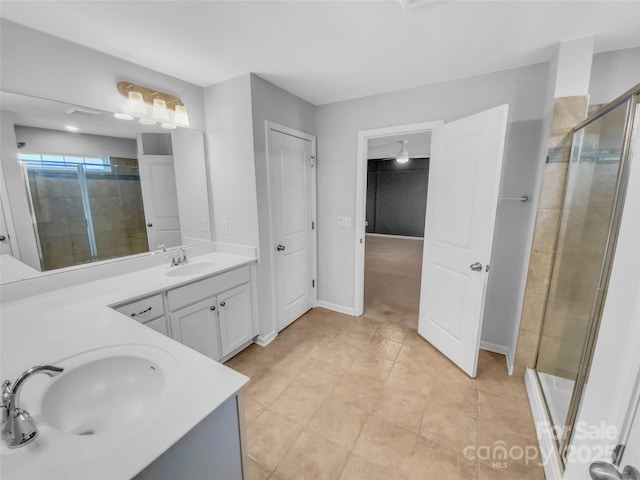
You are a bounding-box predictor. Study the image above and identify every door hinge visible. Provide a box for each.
[312,221,315,230]
[312,279,315,288]
[310,155,315,167]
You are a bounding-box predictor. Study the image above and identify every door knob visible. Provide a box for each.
[210,306,216,311]
[220,301,226,307]
[0,235,5,241]
[276,244,286,251]
[146,223,153,228]
[470,262,483,272]
[589,461,639,480]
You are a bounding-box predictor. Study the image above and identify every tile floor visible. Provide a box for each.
[225,236,545,479]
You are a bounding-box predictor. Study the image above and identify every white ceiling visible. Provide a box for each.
[1,1,639,105]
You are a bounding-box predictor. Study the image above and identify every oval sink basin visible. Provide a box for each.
[166,262,216,277]
[41,356,164,436]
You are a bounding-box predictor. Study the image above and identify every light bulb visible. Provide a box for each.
[139,118,156,125]
[396,155,409,164]
[128,90,147,116]
[152,99,170,123]
[161,123,177,129]
[173,104,190,127]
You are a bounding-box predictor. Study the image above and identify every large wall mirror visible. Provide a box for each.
[0,91,212,284]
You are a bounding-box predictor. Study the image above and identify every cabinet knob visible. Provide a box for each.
[220,301,226,307]
[210,306,216,311]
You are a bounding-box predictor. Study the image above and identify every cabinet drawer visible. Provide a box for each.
[167,266,250,311]
[115,294,164,322]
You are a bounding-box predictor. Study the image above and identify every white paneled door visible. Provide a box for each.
[418,105,509,377]
[138,155,182,250]
[268,125,316,331]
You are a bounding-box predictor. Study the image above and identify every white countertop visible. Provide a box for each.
[0,252,254,480]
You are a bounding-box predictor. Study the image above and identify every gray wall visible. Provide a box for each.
[366,158,428,237]
[249,74,316,339]
[315,62,550,355]
[589,47,640,105]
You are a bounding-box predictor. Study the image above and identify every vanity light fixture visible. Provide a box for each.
[65,125,79,132]
[117,81,190,128]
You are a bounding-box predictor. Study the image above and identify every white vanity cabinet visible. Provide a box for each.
[167,266,255,362]
[114,294,170,336]
[169,298,222,360]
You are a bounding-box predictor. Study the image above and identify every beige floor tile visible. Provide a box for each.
[297,358,345,391]
[373,386,426,433]
[274,430,349,480]
[374,324,410,343]
[247,457,272,480]
[247,409,303,472]
[331,371,386,413]
[385,360,433,398]
[361,336,403,361]
[478,390,537,439]
[270,381,329,424]
[244,396,266,426]
[409,437,477,480]
[224,355,265,378]
[246,369,294,405]
[308,396,369,450]
[348,351,395,381]
[339,454,408,480]
[477,419,543,474]
[240,237,541,480]
[420,401,478,453]
[352,416,418,477]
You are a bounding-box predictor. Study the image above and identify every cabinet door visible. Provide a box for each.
[170,298,221,360]
[143,316,169,337]
[218,284,254,357]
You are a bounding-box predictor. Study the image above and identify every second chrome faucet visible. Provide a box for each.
[170,247,188,267]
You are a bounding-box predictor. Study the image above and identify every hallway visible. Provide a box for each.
[364,234,424,330]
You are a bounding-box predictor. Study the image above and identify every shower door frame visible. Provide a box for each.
[535,84,640,465]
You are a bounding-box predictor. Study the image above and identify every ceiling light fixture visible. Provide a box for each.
[396,140,410,163]
[117,82,190,128]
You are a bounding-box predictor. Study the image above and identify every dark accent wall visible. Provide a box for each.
[366,158,429,237]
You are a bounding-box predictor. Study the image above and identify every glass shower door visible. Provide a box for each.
[535,98,631,443]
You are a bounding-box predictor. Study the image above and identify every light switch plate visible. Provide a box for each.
[338,216,351,227]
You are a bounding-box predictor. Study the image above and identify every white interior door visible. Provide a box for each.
[418,104,508,377]
[138,155,182,249]
[269,127,315,331]
[0,199,13,256]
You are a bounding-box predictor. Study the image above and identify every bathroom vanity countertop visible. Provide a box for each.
[0,252,254,480]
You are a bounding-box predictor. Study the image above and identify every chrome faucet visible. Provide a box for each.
[170,247,188,267]
[2,365,64,448]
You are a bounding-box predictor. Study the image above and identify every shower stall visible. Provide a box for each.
[22,158,149,271]
[534,84,640,464]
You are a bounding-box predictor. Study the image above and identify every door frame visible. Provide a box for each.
[354,120,443,316]
[264,121,318,331]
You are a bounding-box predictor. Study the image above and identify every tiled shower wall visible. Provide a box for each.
[513,96,589,376]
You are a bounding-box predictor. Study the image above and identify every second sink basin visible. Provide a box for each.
[166,262,217,277]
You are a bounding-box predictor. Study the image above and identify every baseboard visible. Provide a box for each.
[365,233,424,240]
[316,300,356,316]
[255,331,276,347]
[525,368,564,480]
